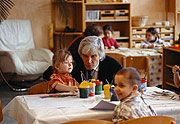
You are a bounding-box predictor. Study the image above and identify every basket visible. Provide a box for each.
[132,16,148,27]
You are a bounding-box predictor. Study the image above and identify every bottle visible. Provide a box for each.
[103,84,110,99]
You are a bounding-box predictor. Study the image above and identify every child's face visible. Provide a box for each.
[104,29,112,38]
[55,56,73,74]
[114,74,136,101]
[146,32,156,42]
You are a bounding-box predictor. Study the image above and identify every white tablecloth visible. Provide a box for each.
[3,87,180,124]
[106,48,162,86]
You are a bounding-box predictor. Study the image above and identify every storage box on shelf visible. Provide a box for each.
[86,10,100,20]
[163,47,180,91]
[115,10,129,19]
[100,10,115,20]
[131,25,175,48]
[112,31,120,38]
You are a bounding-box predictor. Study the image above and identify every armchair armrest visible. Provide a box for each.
[30,48,53,64]
[0,51,23,74]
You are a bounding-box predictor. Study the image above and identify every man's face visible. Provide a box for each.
[80,49,101,70]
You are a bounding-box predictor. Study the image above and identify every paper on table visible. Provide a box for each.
[90,100,119,110]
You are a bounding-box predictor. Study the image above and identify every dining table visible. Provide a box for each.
[3,87,180,124]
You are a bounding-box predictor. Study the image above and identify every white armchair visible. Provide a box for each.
[0,20,53,91]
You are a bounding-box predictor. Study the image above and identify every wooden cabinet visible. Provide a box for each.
[131,26,175,48]
[163,47,180,91]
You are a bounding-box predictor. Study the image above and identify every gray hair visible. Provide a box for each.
[78,36,105,61]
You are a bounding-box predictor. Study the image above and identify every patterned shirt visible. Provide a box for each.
[112,92,157,123]
[48,72,77,93]
[140,38,170,48]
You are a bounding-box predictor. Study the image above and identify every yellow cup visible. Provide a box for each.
[103,84,110,99]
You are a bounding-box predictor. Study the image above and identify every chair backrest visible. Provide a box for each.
[123,56,149,71]
[28,81,49,95]
[116,116,176,124]
[0,100,3,122]
[106,53,124,65]
[123,56,150,84]
[0,20,34,51]
[61,119,113,124]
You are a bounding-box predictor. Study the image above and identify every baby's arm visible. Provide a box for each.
[172,65,180,87]
[55,83,78,93]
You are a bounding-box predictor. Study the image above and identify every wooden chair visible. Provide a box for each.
[106,53,125,66]
[123,56,150,85]
[0,100,3,122]
[28,81,49,95]
[116,116,176,124]
[61,119,113,124]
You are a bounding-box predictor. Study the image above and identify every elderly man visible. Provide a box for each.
[72,36,122,85]
[43,36,122,85]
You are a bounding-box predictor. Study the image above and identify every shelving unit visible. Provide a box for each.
[131,25,175,48]
[163,47,180,91]
[84,2,131,47]
[52,0,132,49]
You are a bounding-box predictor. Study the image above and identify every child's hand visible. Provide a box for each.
[110,46,115,49]
[172,65,179,74]
[148,44,154,48]
[104,46,108,49]
[155,44,162,47]
[70,86,79,94]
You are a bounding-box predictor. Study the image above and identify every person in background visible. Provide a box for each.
[48,49,79,94]
[67,23,103,63]
[140,27,170,48]
[72,36,122,85]
[112,67,157,123]
[102,24,120,49]
[172,65,180,88]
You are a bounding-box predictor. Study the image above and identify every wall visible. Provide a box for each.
[131,0,167,25]
[7,0,51,49]
[6,0,176,49]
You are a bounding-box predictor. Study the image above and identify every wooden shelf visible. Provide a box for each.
[114,37,129,40]
[66,1,83,3]
[85,2,130,5]
[132,25,174,29]
[132,32,174,35]
[86,19,129,22]
[54,31,82,35]
[132,38,144,41]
